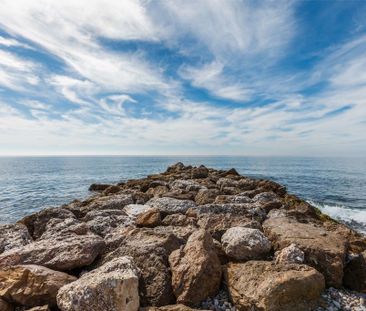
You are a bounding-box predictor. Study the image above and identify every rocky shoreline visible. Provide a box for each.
[0,162,366,311]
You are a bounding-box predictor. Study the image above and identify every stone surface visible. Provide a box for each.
[147,197,196,215]
[0,223,32,254]
[101,245,174,307]
[0,298,13,311]
[275,243,305,264]
[80,194,134,215]
[0,231,105,271]
[191,166,209,179]
[343,252,366,292]
[194,189,219,205]
[169,230,222,305]
[263,210,347,287]
[24,306,50,311]
[0,265,76,307]
[89,183,112,191]
[225,261,325,311]
[136,208,161,227]
[57,257,139,311]
[124,204,153,217]
[221,227,271,260]
[141,305,208,311]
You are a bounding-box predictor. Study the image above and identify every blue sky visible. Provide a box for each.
[0,0,366,156]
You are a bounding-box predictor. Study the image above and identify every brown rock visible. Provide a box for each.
[57,257,139,311]
[0,265,76,307]
[24,306,50,311]
[136,208,161,227]
[0,298,13,311]
[194,189,219,205]
[191,166,209,179]
[343,252,366,292]
[169,230,222,305]
[102,185,121,195]
[225,261,325,311]
[88,183,112,191]
[263,210,347,287]
[18,207,75,239]
[141,304,208,311]
[80,193,134,215]
[0,223,32,254]
[146,185,169,198]
[161,214,197,227]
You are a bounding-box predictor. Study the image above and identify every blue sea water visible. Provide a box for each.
[0,156,365,232]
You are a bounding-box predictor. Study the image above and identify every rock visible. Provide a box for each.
[216,178,238,190]
[0,223,32,254]
[343,252,366,292]
[147,197,196,215]
[0,230,105,271]
[237,178,257,190]
[161,214,197,227]
[171,180,204,192]
[221,227,271,260]
[198,213,261,240]
[169,230,222,305]
[166,162,185,173]
[275,243,305,264]
[82,209,133,237]
[141,305,207,311]
[124,204,153,217]
[89,183,112,191]
[256,179,287,196]
[225,261,325,311]
[102,185,122,195]
[220,168,240,177]
[80,194,134,215]
[0,265,76,307]
[263,210,347,287]
[136,208,161,227]
[191,166,209,179]
[0,298,13,311]
[24,306,50,311]
[146,185,169,198]
[194,189,219,205]
[197,203,264,219]
[252,191,282,212]
[18,208,75,239]
[101,245,174,307]
[57,257,139,311]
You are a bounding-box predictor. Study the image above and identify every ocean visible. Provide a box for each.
[0,156,365,232]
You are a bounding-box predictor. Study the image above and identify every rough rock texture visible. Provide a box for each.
[0,229,105,271]
[0,223,32,254]
[141,305,208,311]
[221,227,271,260]
[225,261,325,311]
[343,252,366,292]
[147,197,196,215]
[79,193,134,215]
[101,245,174,307]
[124,204,152,217]
[195,189,220,205]
[135,208,161,227]
[0,298,13,311]
[0,265,76,307]
[274,243,305,265]
[263,210,347,287]
[24,306,50,311]
[57,257,139,311]
[191,166,209,179]
[169,230,222,305]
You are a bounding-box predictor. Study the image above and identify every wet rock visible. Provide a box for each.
[147,197,196,215]
[225,261,325,311]
[191,166,209,179]
[221,227,271,260]
[88,183,112,192]
[0,223,32,254]
[0,265,76,307]
[343,252,366,292]
[263,210,347,287]
[169,230,222,305]
[57,257,139,311]
[18,208,75,240]
[0,298,13,311]
[275,243,305,264]
[198,213,261,240]
[136,208,161,227]
[101,245,174,307]
[194,188,219,205]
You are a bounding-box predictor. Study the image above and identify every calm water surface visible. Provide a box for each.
[0,156,365,232]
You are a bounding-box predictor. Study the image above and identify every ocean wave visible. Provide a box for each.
[308,200,366,233]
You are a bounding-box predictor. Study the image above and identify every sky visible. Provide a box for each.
[0,0,366,156]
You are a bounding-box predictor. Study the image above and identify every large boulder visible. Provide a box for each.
[225,261,325,311]
[18,208,75,239]
[0,223,32,254]
[221,227,271,260]
[147,197,196,215]
[263,210,347,287]
[101,245,174,307]
[0,222,105,271]
[136,208,161,227]
[169,230,222,305]
[56,257,139,311]
[0,265,76,307]
[79,194,134,215]
[343,252,366,292]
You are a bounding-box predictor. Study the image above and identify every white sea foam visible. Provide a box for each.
[308,200,366,233]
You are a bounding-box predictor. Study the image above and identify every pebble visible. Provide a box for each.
[315,287,366,311]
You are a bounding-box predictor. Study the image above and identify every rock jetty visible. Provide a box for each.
[1,162,366,311]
